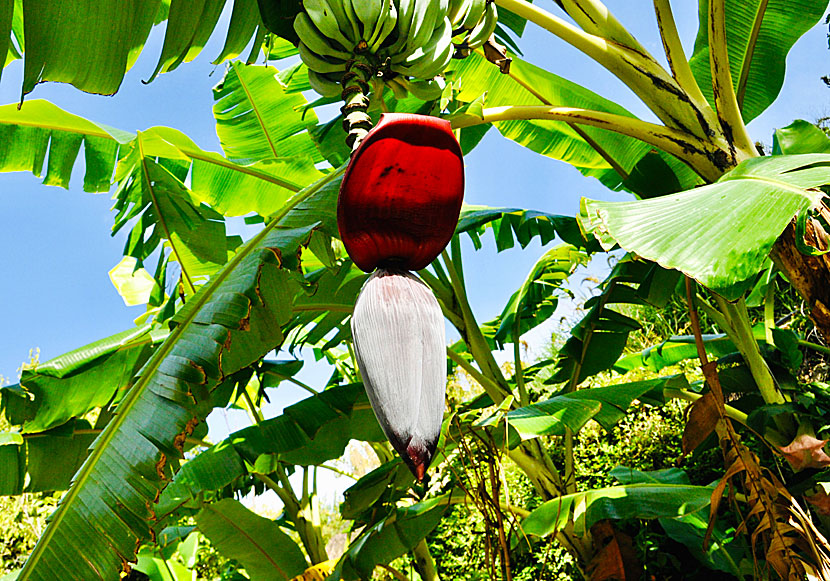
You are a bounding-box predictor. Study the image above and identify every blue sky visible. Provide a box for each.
[1,2,828,432]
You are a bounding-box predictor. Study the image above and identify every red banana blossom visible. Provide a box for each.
[339,113,464,481]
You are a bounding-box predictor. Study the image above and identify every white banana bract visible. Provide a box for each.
[351,268,446,481]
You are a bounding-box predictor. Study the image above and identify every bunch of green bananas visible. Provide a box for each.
[294,0,458,100]
[447,0,497,56]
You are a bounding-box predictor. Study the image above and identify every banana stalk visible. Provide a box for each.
[339,59,374,151]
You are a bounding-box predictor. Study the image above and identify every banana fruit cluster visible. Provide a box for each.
[448,0,498,57]
[294,0,497,99]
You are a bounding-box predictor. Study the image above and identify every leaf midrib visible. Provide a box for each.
[19,165,345,579]
[735,0,769,109]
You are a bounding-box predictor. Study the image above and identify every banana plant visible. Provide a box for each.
[1,0,830,580]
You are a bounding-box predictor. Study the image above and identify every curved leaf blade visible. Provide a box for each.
[1,325,164,433]
[448,53,652,192]
[21,0,160,95]
[523,483,713,537]
[492,244,587,346]
[0,99,132,191]
[213,61,322,164]
[580,154,829,298]
[196,499,307,581]
[17,169,342,581]
[689,0,829,123]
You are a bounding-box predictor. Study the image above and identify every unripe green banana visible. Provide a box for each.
[447,0,471,30]
[464,0,497,50]
[296,0,461,109]
[298,41,348,74]
[392,17,452,79]
[351,0,384,41]
[294,13,351,59]
[386,77,410,100]
[304,0,353,50]
[308,69,342,97]
[398,77,444,100]
[367,0,397,52]
[460,0,486,31]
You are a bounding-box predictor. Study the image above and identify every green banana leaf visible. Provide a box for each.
[0,99,323,221]
[16,168,341,580]
[553,257,680,385]
[688,0,828,123]
[213,61,323,165]
[481,375,686,443]
[340,460,413,521]
[455,205,591,251]
[611,467,746,575]
[17,0,265,96]
[0,421,98,495]
[773,119,830,155]
[0,100,132,192]
[334,494,453,580]
[112,142,230,280]
[447,52,653,192]
[195,499,308,581]
[580,154,830,299]
[286,264,365,351]
[522,482,713,537]
[613,334,737,374]
[491,244,587,346]
[156,381,384,519]
[0,324,166,433]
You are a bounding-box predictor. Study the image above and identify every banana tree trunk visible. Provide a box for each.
[771,205,830,342]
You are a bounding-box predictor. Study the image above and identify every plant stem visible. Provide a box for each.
[340,59,374,151]
[707,0,757,157]
[513,326,529,407]
[492,0,714,140]
[378,564,412,581]
[652,0,713,115]
[764,277,776,344]
[451,105,737,181]
[412,539,440,581]
[711,295,795,438]
[258,469,329,564]
[241,388,263,424]
[560,0,645,51]
[507,448,563,498]
[446,348,506,403]
[441,250,511,400]
[798,339,830,357]
[665,387,789,446]
[720,299,785,405]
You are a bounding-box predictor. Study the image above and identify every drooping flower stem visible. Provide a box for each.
[340,58,374,151]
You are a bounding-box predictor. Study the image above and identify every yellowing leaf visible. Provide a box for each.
[108,256,157,306]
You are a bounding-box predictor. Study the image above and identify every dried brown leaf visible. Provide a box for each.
[587,520,641,581]
[682,392,720,454]
[779,432,830,472]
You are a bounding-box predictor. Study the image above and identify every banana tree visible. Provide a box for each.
[2,0,830,579]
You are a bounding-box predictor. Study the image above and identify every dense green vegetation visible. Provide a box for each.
[3,0,830,579]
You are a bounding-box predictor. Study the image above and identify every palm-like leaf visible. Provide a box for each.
[523,482,713,537]
[449,52,658,192]
[15,0,271,96]
[17,168,342,581]
[0,324,165,433]
[688,0,829,123]
[195,499,308,580]
[0,99,132,191]
[213,61,323,164]
[580,154,830,299]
